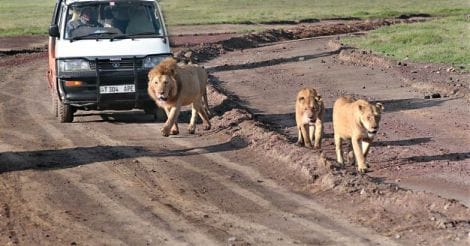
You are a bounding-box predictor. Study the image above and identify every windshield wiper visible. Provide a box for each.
[110,34,130,41]
[70,31,119,41]
[128,32,165,38]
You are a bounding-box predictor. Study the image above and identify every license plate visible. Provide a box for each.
[100,84,135,94]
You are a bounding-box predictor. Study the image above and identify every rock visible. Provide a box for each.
[436,221,446,229]
[431,93,441,99]
[184,51,193,58]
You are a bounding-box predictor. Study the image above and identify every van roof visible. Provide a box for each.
[65,0,156,4]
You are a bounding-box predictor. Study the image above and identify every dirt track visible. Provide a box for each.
[0,20,469,245]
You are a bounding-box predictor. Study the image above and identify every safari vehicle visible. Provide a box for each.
[47,0,171,122]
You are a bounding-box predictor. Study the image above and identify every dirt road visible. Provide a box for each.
[0,21,469,245]
[0,56,400,246]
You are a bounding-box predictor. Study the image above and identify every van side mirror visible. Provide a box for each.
[48,25,59,37]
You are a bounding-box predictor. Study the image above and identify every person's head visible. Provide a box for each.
[111,6,129,20]
[80,7,96,24]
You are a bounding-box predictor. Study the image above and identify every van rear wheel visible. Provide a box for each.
[58,101,74,123]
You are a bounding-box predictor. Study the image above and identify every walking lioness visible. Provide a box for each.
[295,88,324,149]
[333,96,384,173]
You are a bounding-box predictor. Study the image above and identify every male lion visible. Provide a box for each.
[295,88,324,149]
[147,57,211,137]
[333,96,384,173]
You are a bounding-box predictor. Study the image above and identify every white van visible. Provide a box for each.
[47,0,171,122]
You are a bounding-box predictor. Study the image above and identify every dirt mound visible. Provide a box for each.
[173,18,428,64]
[0,52,47,67]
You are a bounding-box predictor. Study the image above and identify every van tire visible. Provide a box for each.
[144,106,165,122]
[58,101,74,123]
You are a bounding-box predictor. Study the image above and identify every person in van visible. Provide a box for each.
[67,6,102,36]
[109,5,129,33]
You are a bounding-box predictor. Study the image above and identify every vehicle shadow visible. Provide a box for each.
[75,111,159,123]
[0,137,247,173]
[76,110,193,124]
[0,145,148,173]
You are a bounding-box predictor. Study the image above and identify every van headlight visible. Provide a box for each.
[58,59,91,72]
[142,55,167,69]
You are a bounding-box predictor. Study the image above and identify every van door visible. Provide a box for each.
[47,0,63,94]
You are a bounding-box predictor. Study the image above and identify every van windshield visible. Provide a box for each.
[64,2,163,40]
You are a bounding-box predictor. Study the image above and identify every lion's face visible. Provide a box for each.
[149,74,176,102]
[298,92,322,125]
[359,102,384,138]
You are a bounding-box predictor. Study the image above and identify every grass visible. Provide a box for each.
[0,0,469,35]
[343,16,470,70]
[0,0,56,36]
[0,0,468,69]
[159,0,470,26]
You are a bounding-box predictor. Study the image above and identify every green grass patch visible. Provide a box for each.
[0,0,469,36]
[0,0,56,36]
[159,0,470,26]
[343,16,470,70]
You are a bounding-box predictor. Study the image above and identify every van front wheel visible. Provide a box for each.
[58,101,74,123]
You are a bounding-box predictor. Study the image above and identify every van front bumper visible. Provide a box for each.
[57,59,157,111]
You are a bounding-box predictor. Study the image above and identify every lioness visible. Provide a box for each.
[295,88,324,149]
[148,57,211,137]
[333,96,384,173]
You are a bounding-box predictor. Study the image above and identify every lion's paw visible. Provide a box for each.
[161,127,171,137]
[188,127,196,134]
[357,166,368,173]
